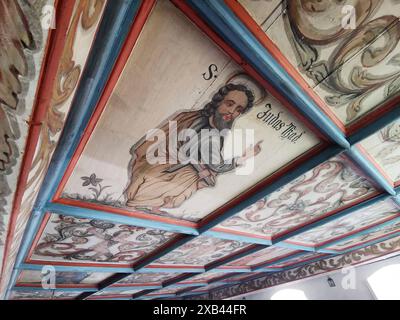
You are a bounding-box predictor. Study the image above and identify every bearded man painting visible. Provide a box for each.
[124,83,262,213]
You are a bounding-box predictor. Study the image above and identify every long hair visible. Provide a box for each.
[201,83,255,117]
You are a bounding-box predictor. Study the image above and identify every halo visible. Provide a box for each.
[225,72,267,105]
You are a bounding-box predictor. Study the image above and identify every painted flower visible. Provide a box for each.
[81,173,103,187]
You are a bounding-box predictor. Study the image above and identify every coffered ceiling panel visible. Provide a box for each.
[112,272,180,287]
[16,270,113,288]
[147,286,187,297]
[149,236,251,268]
[285,198,400,248]
[92,289,142,297]
[26,213,178,268]
[10,291,53,300]
[237,0,400,128]
[269,251,327,268]
[214,154,378,241]
[10,290,83,300]
[326,219,400,252]
[222,246,297,269]
[181,272,230,284]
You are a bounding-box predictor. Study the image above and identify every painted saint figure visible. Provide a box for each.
[124,84,262,212]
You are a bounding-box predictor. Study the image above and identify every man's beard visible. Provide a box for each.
[213,111,234,130]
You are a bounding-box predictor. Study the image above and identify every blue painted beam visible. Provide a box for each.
[12,210,44,268]
[391,194,400,208]
[345,147,395,195]
[186,0,349,149]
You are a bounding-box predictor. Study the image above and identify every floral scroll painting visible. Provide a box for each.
[28,214,178,267]
[215,154,378,240]
[150,236,250,268]
[239,0,400,126]
[286,198,400,247]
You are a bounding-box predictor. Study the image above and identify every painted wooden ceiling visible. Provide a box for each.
[1,0,400,300]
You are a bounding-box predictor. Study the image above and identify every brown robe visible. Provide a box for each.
[125,111,221,209]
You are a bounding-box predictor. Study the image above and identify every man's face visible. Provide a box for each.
[214,90,248,130]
